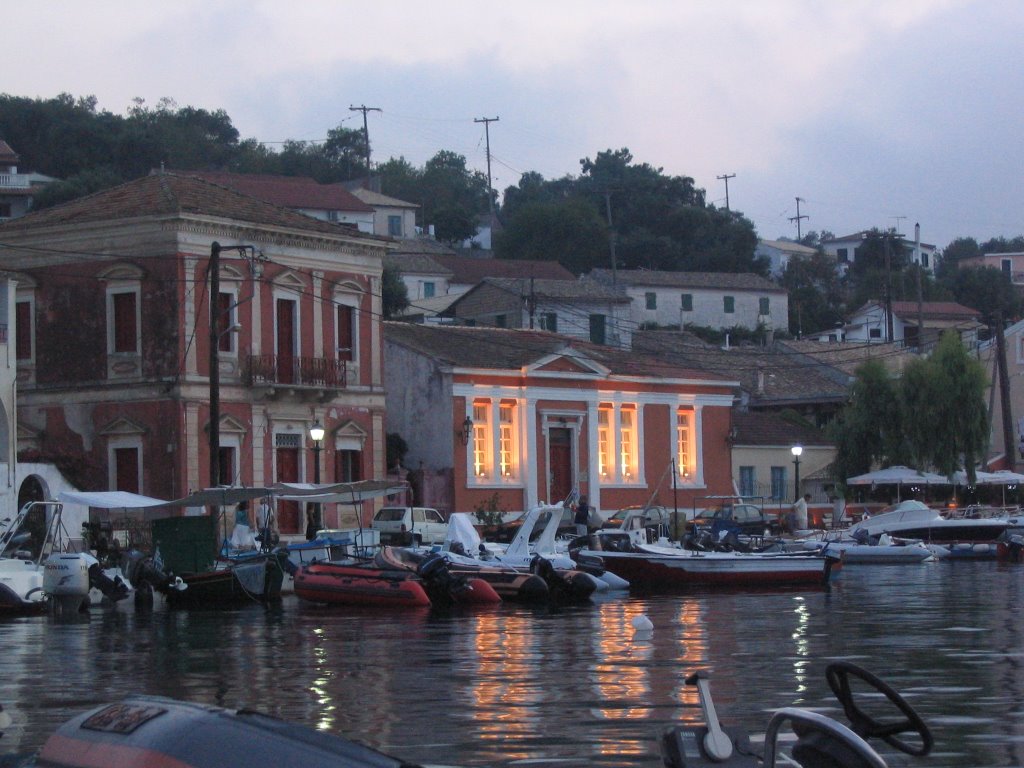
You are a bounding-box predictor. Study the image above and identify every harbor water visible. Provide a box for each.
[1,560,1022,767]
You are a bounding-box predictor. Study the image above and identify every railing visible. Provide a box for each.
[0,173,31,189]
[244,354,347,388]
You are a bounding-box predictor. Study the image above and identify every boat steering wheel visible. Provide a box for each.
[825,662,933,756]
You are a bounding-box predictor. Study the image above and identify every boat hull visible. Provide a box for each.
[294,561,431,607]
[165,553,287,608]
[582,547,834,588]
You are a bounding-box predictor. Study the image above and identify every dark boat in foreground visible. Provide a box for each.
[29,662,931,768]
[161,550,291,608]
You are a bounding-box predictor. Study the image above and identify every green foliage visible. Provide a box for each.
[494,197,609,275]
[831,332,989,493]
[381,264,410,319]
[949,266,1021,326]
[473,493,505,526]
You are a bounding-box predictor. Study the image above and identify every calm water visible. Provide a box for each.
[1,561,1023,767]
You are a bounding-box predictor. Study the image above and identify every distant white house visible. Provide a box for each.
[822,230,937,273]
[756,239,818,278]
[843,300,982,348]
[349,187,419,239]
[588,268,788,334]
[0,141,56,221]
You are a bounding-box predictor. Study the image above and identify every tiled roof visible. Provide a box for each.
[483,277,630,302]
[731,409,833,447]
[385,322,730,382]
[758,239,817,255]
[589,268,782,292]
[889,300,979,319]
[429,253,575,283]
[632,331,848,404]
[389,237,460,257]
[0,140,17,163]
[0,172,379,238]
[349,187,418,209]
[775,339,915,377]
[181,170,374,213]
[385,252,453,276]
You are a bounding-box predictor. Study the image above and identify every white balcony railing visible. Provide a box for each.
[0,174,31,189]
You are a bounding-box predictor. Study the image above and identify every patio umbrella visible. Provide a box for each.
[958,469,1024,506]
[845,466,945,502]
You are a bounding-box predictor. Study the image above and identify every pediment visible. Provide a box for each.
[272,269,308,292]
[97,262,145,282]
[529,346,609,376]
[99,416,147,436]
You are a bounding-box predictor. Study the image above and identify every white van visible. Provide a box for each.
[371,506,448,545]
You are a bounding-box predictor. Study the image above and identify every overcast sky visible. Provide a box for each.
[5,1,1022,250]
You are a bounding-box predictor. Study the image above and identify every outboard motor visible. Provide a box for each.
[43,553,93,615]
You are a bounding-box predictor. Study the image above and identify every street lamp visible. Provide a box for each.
[791,444,803,501]
[308,420,325,538]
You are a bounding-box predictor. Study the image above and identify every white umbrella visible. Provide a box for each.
[845,466,946,501]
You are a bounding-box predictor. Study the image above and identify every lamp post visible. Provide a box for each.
[791,444,803,501]
[308,420,325,536]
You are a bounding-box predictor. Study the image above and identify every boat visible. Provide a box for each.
[846,500,1018,558]
[794,532,935,564]
[160,549,291,608]
[0,500,133,615]
[663,662,932,768]
[448,507,601,602]
[29,662,932,768]
[575,529,838,588]
[293,550,500,608]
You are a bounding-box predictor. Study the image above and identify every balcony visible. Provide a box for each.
[0,173,31,190]
[243,354,348,400]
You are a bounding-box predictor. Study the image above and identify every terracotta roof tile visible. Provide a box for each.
[428,253,575,283]
[384,322,730,382]
[181,170,374,213]
[589,268,783,292]
[0,172,379,238]
[731,409,833,447]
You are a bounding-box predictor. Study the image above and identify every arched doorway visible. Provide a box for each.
[15,475,47,559]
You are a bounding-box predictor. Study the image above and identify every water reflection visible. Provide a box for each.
[0,564,1021,767]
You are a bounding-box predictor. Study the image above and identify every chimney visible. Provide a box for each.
[756,366,766,395]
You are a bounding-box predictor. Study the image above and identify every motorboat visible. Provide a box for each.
[28,662,931,768]
[446,507,601,602]
[663,662,932,768]
[161,549,291,608]
[292,550,499,609]
[847,500,1016,551]
[575,529,838,589]
[0,500,131,614]
[794,532,935,564]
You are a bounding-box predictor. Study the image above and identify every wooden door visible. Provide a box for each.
[548,427,573,504]
[276,298,296,384]
[276,447,300,533]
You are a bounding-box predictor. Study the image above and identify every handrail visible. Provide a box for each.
[763,708,888,768]
[243,354,347,388]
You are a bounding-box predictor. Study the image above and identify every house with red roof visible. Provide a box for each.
[383,322,738,516]
[1,172,392,539]
[181,170,376,232]
[842,300,983,348]
[0,140,56,221]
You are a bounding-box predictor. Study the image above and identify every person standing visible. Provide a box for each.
[574,495,591,536]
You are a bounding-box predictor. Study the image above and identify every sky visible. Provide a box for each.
[5,1,1024,250]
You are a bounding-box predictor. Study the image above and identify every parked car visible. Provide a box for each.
[688,503,782,537]
[601,505,671,531]
[371,506,448,545]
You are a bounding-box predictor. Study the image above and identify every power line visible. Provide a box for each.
[789,197,808,240]
[348,105,381,178]
[474,116,499,218]
[716,173,736,211]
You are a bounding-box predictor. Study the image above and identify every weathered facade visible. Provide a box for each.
[384,322,737,517]
[1,173,391,538]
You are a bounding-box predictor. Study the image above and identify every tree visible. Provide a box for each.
[950,266,1021,326]
[494,198,609,275]
[935,236,980,282]
[381,263,410,320]
[830,360,906,492]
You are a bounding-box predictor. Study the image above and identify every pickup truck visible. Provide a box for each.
[371,506,448,545]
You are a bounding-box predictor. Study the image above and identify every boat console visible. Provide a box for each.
[662,663,932,768]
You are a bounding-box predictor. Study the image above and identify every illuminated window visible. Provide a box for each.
[620,407,637,480]
[598,407,612,477]
[471,402,491,478]
[677,409,692,479]
[499,403,515,478]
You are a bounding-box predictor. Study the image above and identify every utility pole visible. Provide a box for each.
[996,312,1017,466]
[716,173,736,211]
[604,190,617,284]
[474,116,499,218]
[914,223,924,348]
[884,234,894,343]
[349,105,381,179]
[789,197,808,240]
